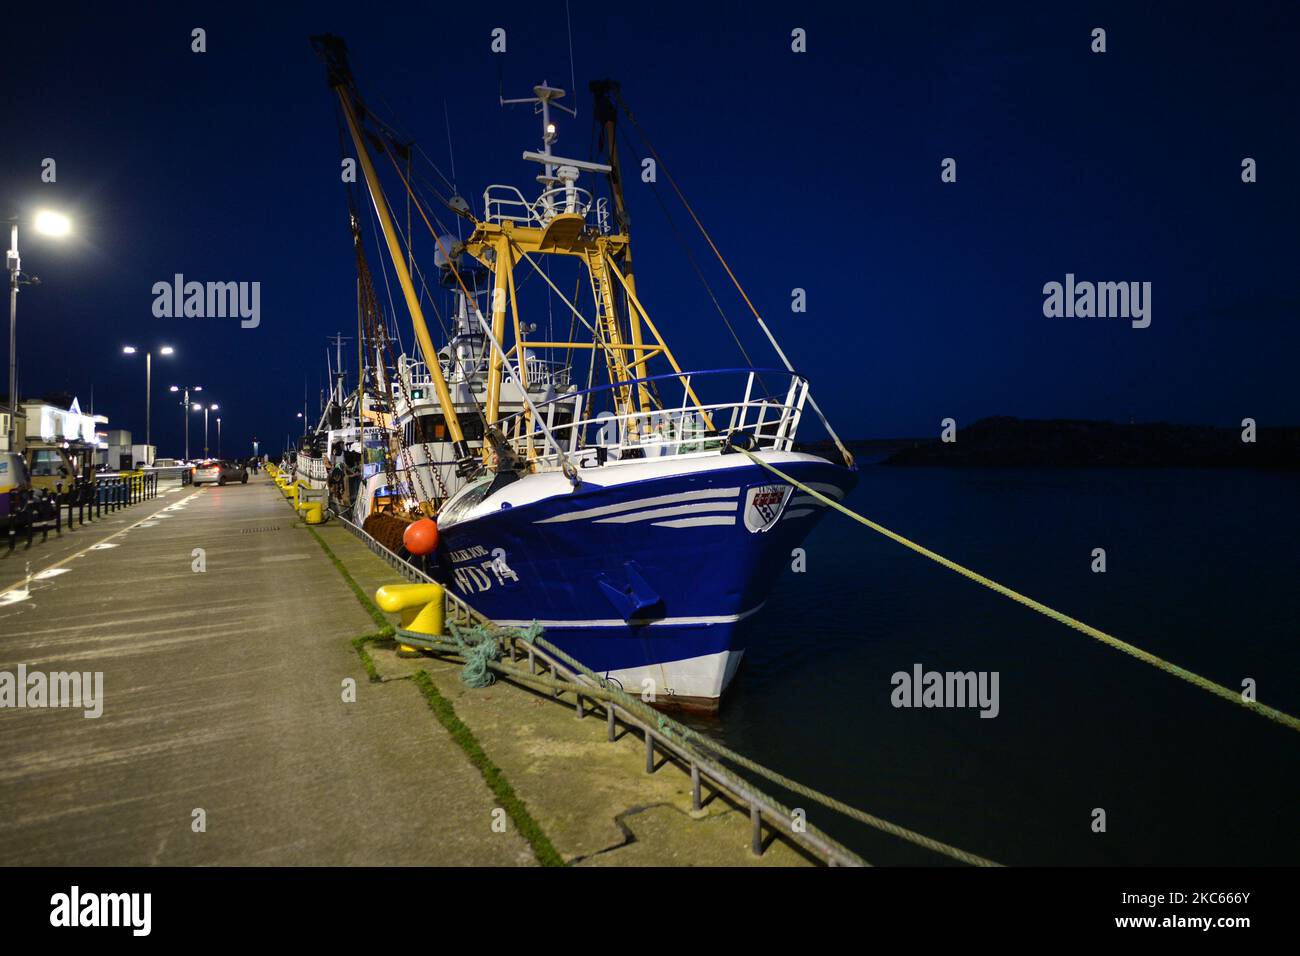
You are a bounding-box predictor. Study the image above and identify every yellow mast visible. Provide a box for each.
[591,80,652,414]
[329,71,470,460]
[457,79,716,462]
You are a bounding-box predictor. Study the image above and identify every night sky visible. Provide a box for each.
[2,1,1296,459]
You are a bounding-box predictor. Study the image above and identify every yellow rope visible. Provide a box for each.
[741,449,1300,735]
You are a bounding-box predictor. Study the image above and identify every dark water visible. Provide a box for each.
[698,465,1300,866]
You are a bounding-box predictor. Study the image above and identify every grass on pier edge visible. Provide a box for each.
[305,524,565,867]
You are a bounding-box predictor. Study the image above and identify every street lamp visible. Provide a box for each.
[202,403,219,459]
[122,344,173,450]
[169,384,203,460]
[33,211,70,237]
[216,416,222,458]
[5,210,73,448]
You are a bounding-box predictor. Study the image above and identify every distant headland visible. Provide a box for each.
[799,418,1300,468]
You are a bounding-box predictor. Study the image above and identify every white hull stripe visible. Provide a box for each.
[597,501,737,524]
[534,487,740,524]
[493,603,765,630]
[653,515,736,529]
[782,507,816,520]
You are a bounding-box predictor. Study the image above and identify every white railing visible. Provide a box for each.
[296,454,329,483]
[400,352,571,394]
[497,369,810,470]
[522,355,572,389]
[483,183,593,228]
[399,355,432,391]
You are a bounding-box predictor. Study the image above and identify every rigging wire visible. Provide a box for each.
[613,90,856,466]
[565,0,577,111]
[621,129,758,372]
[365,113,578,478]
[443,100,458,193]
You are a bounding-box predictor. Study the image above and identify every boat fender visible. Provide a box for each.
[403,517,439,556]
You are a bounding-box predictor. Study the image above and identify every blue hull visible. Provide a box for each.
[435,454,855,702]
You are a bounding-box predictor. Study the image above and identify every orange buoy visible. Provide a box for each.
[403,517,439,556]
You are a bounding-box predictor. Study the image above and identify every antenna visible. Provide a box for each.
[565,0,577,119]
[328,332,351,405]
[501,82,581,183]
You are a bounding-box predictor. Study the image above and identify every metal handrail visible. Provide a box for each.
[483,183,594,227]
[496,368,810,467]
[401,352,572,392]
[334,513,864,866]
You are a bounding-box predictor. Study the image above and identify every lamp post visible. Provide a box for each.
[6,210,72,448]
[123,345,173,449]
[202,403,219,459]
[169,384,203,461]
[216,416,222,458]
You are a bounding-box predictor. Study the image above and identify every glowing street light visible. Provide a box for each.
[202,403,219,458]
[170,383,203,461]
[122,344,174,449]
[33,210,71,237]
[5,210,73,447]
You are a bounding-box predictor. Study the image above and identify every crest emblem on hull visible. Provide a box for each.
[743,484,793,533]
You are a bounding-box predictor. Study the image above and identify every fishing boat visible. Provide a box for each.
[311,36,856,707]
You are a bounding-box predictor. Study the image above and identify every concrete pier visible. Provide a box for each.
[0,476,810,866]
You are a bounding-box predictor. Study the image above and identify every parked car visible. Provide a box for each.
[148,458,192,486]
[193,459,249,486]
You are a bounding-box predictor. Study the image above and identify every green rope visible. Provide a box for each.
[738,449,1300,736]
[513,622,999,867]
[398,617,993,864]
[448,621,503,689]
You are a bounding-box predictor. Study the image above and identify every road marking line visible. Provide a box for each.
[0,491,202,597]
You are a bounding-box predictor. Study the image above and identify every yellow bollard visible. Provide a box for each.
[374,582,446,652]
[301,501,324,524]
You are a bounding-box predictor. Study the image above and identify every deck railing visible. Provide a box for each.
[496,368,809,470]
[483,183,593,228]
[335,512,863,866]
[400,353,572,397]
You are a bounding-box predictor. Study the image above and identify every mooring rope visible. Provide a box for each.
[395,619,994,864]
[448,620,503,689]
[738,448,1300,735]
[496,628,1001,866]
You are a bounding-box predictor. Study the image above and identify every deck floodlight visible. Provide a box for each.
[33,210,71,237]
